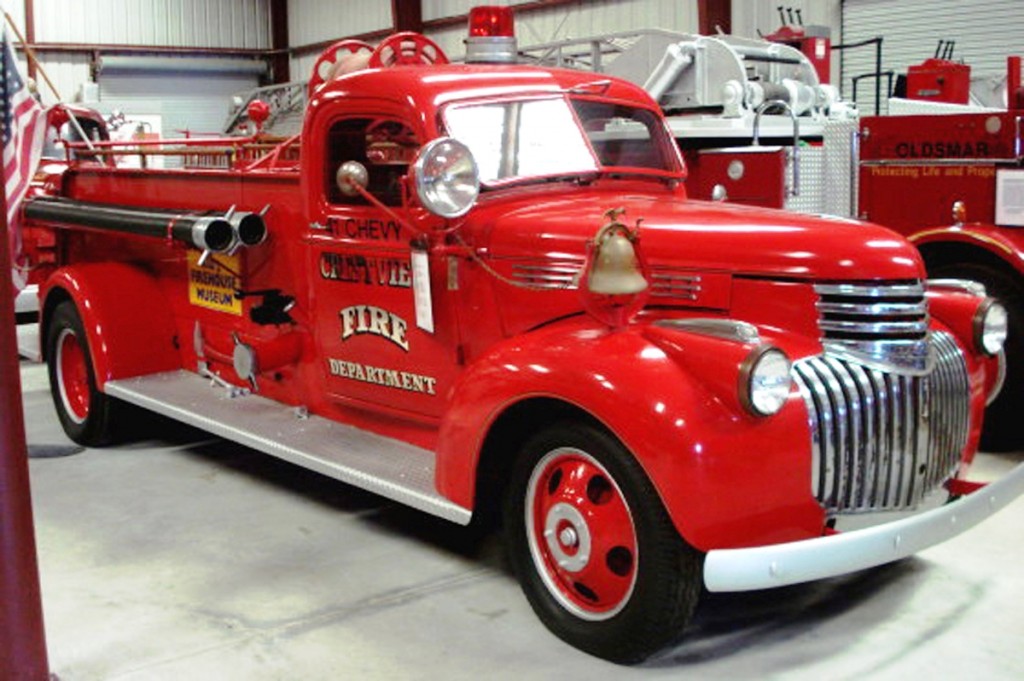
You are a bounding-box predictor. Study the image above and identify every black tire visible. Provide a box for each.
[929,262,1024,451]
[504,421,702,664]
[46,300,119,446]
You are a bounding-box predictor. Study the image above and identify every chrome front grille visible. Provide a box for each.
[793,331,970,514]
[815,281,931,374]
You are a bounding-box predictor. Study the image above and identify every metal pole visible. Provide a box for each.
[0,189,51,678]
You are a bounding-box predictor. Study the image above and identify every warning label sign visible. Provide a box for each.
[187,251,242,315]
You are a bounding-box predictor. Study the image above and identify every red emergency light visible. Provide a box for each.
[469,5,514,38]
[465,5,517,64]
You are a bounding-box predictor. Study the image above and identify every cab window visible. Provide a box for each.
[570,99,675,171]
[325,118,419,206]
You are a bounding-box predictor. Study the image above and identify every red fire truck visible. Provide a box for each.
[857,97,1024,450]
[518,28,1024,450]
[20,12,1024,664]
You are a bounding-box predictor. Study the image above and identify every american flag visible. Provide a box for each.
[2,25,45,292]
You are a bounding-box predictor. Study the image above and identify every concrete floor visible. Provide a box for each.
[14,358,1024,680]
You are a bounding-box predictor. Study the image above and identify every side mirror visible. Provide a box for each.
[410,137,480,218]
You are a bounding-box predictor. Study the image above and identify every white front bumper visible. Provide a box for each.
[703,462,1024,592]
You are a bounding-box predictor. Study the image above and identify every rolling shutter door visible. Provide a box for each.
[841,0,1024,114]
[97,58,263,139]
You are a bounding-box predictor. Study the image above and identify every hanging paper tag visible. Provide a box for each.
[411,246,434,333]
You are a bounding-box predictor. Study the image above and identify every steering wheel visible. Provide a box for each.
[368,32,449,68]
[308,40,374,96]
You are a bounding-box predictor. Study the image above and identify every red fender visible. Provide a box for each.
[926,289,991,357]
[41,263,180,387]
[923,298,1003,460]
[911,224,1024,276]
[435,317,824,551]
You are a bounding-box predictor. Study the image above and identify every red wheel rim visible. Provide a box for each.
[525,447,638,620]
[56,328,90,424]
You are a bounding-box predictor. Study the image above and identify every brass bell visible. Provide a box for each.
[586,215,648,296]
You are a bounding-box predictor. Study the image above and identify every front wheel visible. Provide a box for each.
[504,422,702,664]
[46,300,119,446]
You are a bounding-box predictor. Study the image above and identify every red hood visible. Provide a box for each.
[472,186,924,281]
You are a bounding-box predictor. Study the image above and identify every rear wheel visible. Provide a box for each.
[504,422,702,664]
[46,301,118,446]
[929,262,1024,450]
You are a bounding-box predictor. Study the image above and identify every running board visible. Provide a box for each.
[104,370,472,525]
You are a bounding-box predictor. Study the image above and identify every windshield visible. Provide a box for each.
[443,96,679,185]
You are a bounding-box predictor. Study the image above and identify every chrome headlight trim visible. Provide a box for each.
[412,137,480,219]
[974,298,1008,356]
[739,345,792,417]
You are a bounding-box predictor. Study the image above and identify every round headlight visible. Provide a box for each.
[412,137,479,218]
[975,299,1008,356]
[741,346,792,416]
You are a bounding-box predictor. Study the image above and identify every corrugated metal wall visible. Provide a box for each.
[35,56,93,106]
[422,0,537,22]
[288,0,393,81]
[842,0,1024,114]
[33,0,270,48]
[289,0,391,47]
[730,0,841,40]
[99,70,261,139]
[427,0,700,62]
[287,0,700,81]
[7,1,272,109]
[729,0,843,84]
[290,52,317,84]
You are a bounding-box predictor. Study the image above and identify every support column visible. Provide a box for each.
[0,191,50,678]
[698,0,731,35]
[269,0,289,84]
[391,0,423,33]
[22,0,35,79]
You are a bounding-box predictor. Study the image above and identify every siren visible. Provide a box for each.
[465,5,517,64]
